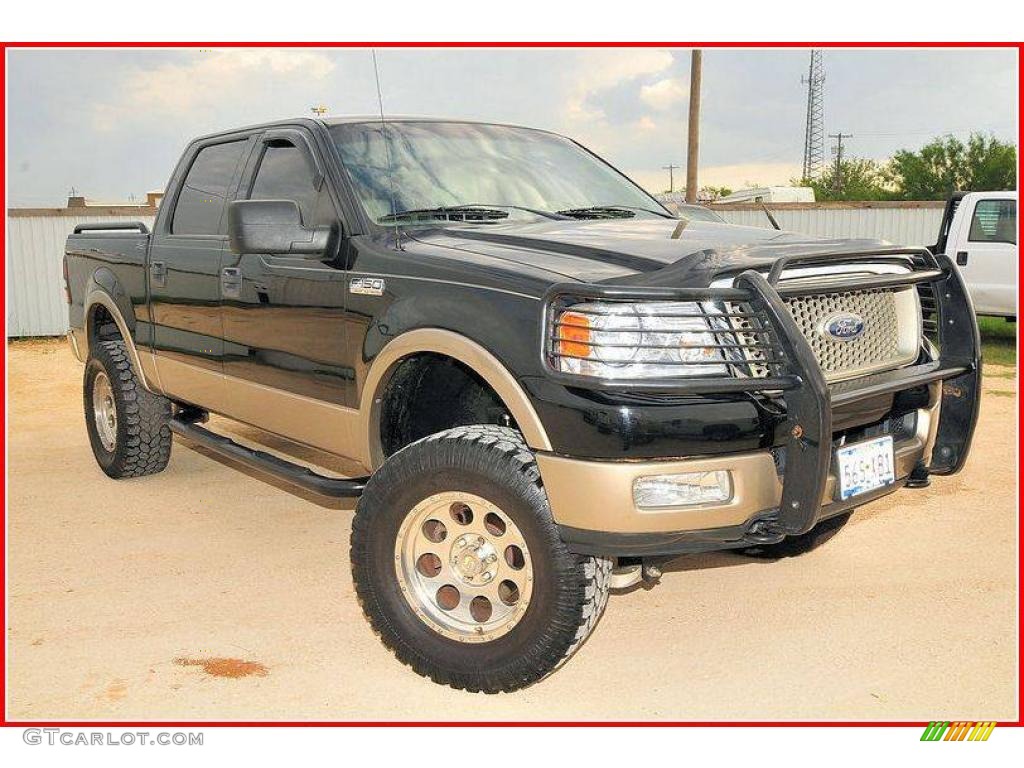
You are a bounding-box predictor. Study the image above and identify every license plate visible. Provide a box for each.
[836,436,895,500]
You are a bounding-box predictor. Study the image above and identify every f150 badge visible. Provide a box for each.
[821,312,865,342]
[349,277,386,296]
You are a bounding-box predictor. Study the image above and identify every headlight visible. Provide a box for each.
[551,301,727,379]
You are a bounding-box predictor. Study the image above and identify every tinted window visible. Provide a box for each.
[249,143,325,225]
[171,140,248,235]
[968,199,1016,244]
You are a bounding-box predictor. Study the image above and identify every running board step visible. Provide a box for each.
[168,415,368,498]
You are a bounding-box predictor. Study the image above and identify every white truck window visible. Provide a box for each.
[968,199,1016,244]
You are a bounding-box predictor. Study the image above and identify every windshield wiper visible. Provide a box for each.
[379,203,569,225]
[379,206,510,224]
[555,205,673,220]
[556,206,635,220]
[458,203,570,220]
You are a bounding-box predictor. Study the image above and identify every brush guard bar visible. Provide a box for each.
[541,248,981,536]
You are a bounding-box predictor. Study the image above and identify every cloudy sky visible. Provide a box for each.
[6,47,1018,206]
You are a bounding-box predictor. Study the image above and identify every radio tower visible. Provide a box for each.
[801,50,826,181]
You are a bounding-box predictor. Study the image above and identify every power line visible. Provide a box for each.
[842,125,1015,138]
[801,50,826,181]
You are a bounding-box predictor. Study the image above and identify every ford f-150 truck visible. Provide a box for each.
[65,117,981,693]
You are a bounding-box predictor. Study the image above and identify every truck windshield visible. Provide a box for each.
[329,121,667,225]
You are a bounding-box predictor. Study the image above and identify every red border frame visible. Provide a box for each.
[1,40,1021,728]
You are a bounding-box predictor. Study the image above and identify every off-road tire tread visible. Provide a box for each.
[351,425,611,693]
[86,340,172,478]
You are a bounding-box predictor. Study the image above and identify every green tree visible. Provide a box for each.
[699,185,733,201]
[795,158,891,201]
[886,133,1016,200]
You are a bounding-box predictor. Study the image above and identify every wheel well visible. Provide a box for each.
[88,303,123,349]
[379,353,519,457]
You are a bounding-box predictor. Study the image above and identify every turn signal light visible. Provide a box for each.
[557,311,591,358]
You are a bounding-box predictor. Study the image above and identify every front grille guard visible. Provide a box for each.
[540,247,981,536]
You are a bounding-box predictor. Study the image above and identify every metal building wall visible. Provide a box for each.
[711,205,944,247]
[6,213,157,337]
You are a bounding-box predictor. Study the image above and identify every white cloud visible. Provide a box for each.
[562,49,675,124]
[639,78,687,111]
[92,50,336,131]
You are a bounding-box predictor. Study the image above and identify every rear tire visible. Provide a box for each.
[84,340,172,479]
[351,425,611,693]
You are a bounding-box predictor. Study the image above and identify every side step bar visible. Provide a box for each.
[168,413,368,498]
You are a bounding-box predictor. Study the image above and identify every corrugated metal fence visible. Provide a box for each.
[6,209,157,337]
[5,202,945,337]
[709,202,944,247]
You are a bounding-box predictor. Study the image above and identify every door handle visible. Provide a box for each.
[956,251,969,266]
[150,260,167,287]
[221,267,241,299]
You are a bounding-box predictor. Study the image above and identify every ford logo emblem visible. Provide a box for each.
[821,312,865,341]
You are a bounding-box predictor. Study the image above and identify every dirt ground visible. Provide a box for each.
[5,339,1018,721]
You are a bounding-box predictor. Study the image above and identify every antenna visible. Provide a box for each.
[371,49,401,247]
[801,50,826,181]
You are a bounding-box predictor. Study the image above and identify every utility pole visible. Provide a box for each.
[685,50,702,204]
[801,50,826,181]
[828,132,853,192]
[662,164,680,193]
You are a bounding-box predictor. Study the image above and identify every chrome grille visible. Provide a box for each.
[727,286,921,382]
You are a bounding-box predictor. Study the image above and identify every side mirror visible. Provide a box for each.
[228,199,334,257]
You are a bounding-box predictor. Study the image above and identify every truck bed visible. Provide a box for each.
[65,223,151,350]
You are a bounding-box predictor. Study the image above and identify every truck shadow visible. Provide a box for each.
[174,417,362,513]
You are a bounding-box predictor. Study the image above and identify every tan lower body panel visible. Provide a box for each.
[149,328,550,474]
[152,354,366,472]
[67,329,86,362]
[537,400,940,535]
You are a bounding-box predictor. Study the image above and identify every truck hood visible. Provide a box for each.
[406,217,892,288]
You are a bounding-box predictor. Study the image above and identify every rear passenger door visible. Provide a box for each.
[218,129,355,455]
[149,136,253,412]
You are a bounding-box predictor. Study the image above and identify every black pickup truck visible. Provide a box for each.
[65,117,981,693]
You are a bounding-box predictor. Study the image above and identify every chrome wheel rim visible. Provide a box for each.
[92,371,117,452]
[395,491,534,643]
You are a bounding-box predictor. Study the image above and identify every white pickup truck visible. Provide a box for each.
[933,191,1018,318]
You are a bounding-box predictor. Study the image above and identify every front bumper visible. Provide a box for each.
[543,394,940,556]
[538,248,981,556]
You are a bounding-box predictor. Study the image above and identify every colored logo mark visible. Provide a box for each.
[920,721,997,741]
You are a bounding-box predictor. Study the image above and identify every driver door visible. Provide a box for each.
[218,128,357,456]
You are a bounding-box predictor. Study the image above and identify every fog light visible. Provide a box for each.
[632,470,732,509]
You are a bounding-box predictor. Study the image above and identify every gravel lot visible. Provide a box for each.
[6,339,1018,721]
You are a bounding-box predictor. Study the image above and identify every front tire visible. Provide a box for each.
[351,425,611,693]
[84,339,172,479]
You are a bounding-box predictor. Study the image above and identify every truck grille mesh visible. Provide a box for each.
[727,286,920,382]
